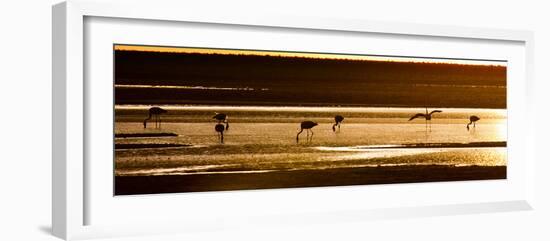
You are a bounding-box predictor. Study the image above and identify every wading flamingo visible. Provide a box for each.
[333,115,344,132]
[467,115,480,131]
[143,107,167,129]
[297,121,318,143]
[408,108,442,131]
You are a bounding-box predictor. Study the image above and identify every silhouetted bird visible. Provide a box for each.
[332,115,344,132]
[215,123,226,144]
[408,108,442,131]
[467,115,480,131]
[213,113,229,130]
[297,121,318,143]
[143,107,167,129]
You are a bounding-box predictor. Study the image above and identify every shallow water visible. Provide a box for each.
[114,105,506,176]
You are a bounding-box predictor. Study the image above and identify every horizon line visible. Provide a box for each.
[114,44,507,67]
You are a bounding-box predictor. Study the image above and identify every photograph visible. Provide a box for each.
[113,44,507,195]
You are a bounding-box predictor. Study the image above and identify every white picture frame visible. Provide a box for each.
[52,1,535,240]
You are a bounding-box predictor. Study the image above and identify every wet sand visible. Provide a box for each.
[115,132,178,138]
[114,143,190,150]
[115,165,506,195]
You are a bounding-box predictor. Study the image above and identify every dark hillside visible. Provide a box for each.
[114,50,506,108]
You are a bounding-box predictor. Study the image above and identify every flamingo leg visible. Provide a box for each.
[310,129,314,142]
[296,129,304,143]
[425,119,428,132]
[220,132,224,144]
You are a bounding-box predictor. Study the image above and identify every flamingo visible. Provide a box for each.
[215,123,226,144]
[332,115,344,132]
[408,108,442,131]
[143,107,167,128]
[296,121,318,143]
[213,113,229,130]
[467,115,480,131]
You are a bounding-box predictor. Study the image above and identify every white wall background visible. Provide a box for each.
[0,0,548,240]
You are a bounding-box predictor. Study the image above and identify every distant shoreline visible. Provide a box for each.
[115,165,506,195]
[114,103,508,110]
[113,100,506,109]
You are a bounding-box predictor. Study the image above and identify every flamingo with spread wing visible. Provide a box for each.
[408,108,442,131]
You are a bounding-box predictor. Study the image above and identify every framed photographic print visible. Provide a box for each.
[53,0,535,240]
[113,44,508,195]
